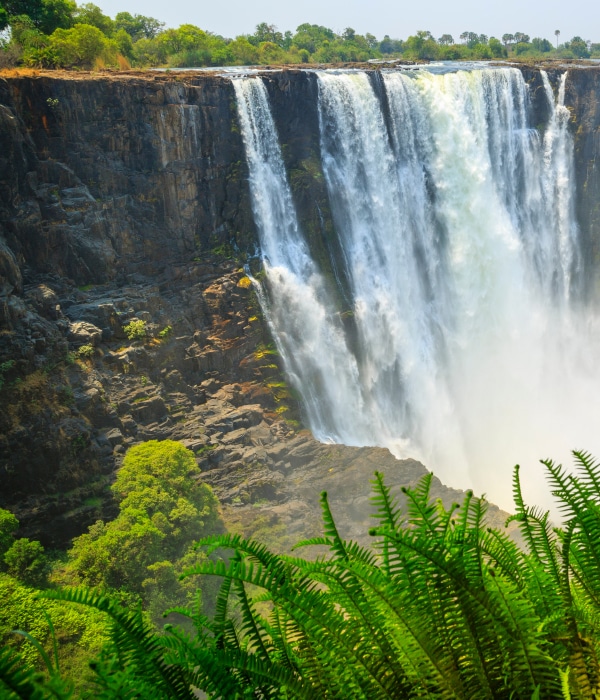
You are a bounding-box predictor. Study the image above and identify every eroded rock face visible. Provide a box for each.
[0,67,598,546]
[564,68,600,293]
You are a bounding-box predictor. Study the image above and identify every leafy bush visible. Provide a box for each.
[67,441,220,617]
[0,508,18,556]
[23,22,119,68]
[4,538,48,586]
[77,344,94,359]
[0,574,109,689]
[123,319,146,341]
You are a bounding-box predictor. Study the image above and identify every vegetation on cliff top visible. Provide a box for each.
[3,450,600,697]
[0,3,599,70]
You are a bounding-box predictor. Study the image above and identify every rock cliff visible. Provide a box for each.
[0,66,598,546]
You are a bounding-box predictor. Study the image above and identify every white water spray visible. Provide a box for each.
[233,69,600,511]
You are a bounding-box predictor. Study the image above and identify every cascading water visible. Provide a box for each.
[233,68,600,510]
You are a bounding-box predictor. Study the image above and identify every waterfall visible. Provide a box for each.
[233,68,600,510]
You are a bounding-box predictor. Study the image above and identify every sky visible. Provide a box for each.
[92,0,595,43]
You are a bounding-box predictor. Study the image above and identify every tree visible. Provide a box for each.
[257,40,285,64]
[292,23,334,54]
[40,23,117,68]
[460,30,480,47]
[365,32,378,49]
[114,11,163,41]
[567,35,590,57]
[555,29,560,48]
[404,30,438,59]
[72,3,113,35]
[341,26,356,42]
[249,21,283,47]
[531,37,553,53]
[502,33,515,46]
[488,37,506,57]
[513,31,530,44]
[3,0,75,34]
[68,440,219,594]
[0,509,18,557]
[114,27,132,59]
[0,7,9,31]
[438,33,454,45]
[472,42,491,58]
[227,35,259,64]
[4,538,48,586]
[379,34,403,54]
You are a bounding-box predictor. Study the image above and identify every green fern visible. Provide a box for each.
[7,452,600,699]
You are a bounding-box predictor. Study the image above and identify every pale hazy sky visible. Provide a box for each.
[92,0,595,44]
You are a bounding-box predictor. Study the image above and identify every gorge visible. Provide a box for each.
[1,64,600,544]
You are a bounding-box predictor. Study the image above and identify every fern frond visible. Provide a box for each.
[318,491,348,560]
[0,645,74,700]
[40,587,195,699]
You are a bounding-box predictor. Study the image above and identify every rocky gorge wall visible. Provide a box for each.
[0,65,598,547]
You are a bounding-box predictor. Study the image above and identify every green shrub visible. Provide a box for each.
[4,539,48,587]
[0,574,109,688]
[68,441,220,608]
[123,319,146,341]
[77,344,94,359]
[158,325,172,341]
[0,508,18,556]
[39,23,118,69]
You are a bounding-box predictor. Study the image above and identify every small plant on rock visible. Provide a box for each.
[77,344,94,359]
[158,325,172,341]
[0,360,15,390]
[123,320,147,342]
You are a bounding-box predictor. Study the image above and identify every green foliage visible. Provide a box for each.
[488,36,506,57]
[158,325,173,341]
[0,573,109,688]
[166,454,600,697]
[4,539,48,586]
[0,508,19,556]
[0,644,73,699]
[72,2,113,34]
[1,5,590,70]
[41,587,198,699]
[67,441,220,618]
[566,36,591,58]
[532,37,553,52]
[23,22,118,68]
[7,450,600,698]
[77,344,94,359]
[49,22,117,67]
[3,0,75,34]
[114,11,164,41]
[123,319,146,341]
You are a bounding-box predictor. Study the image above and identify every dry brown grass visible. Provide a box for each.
[0,67,40,77]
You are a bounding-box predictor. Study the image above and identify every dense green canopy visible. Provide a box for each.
[1,3,598,70]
